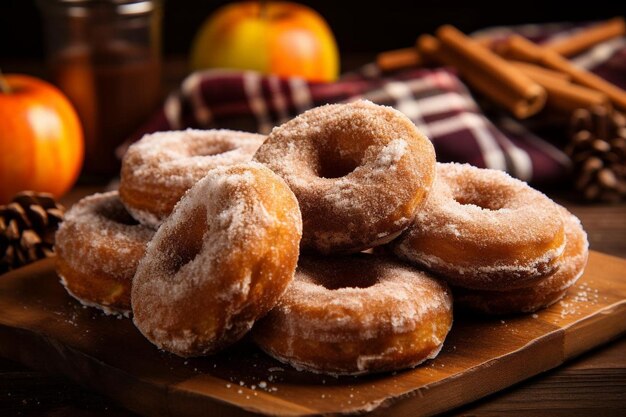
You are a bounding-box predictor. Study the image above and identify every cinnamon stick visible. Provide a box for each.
[502,34,626,111]
[418,34,546,119]
[432,26,546,118]
[509,61,571,83]
[376,36,493,72]
[377,17,625,73]
[377,48,423,72]
[517,67,610,113]
[544,17,626,57]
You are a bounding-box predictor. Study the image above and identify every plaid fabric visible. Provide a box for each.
[122,22,626,184]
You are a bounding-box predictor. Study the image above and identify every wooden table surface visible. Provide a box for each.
[1,57,625,417]
[0,189,624,417]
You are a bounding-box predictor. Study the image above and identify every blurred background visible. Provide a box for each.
[0,0,624,200]
[2,0,624,65]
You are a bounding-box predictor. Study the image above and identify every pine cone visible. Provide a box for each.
[567,106,626,203]
[0,191,65,274]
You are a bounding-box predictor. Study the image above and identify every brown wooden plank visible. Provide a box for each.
[448,337,626,417]
[0,252,624,416]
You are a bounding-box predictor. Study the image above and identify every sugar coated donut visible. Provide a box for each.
[132,162,302,357]
[120,129,266,227]
[55,191,154,316]
[253,100,436,254]
[253,254,453,376]
[392,163,566,290]
[454,206,588,314]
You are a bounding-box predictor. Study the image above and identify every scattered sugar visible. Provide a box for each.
[559,281,598,318]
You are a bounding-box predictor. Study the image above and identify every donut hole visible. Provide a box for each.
[454,194,505,211]
[317,273,378,290]
[305,263,380,290]
[97,202,140,226]
[452,184,509,211]
[191,142,238,157]
[317,155,360,179]
[316,145,363,179]
[160,208,207,273]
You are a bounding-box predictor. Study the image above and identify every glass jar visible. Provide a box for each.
[38,0,162,178]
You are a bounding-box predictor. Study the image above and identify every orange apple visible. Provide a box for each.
[191,1,339,82]
[0,73,83,203]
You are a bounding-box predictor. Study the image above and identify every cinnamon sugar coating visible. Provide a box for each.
[55,191,154,315]
[253,100,436,254]
[120,129,266,227]
[393,163,566,290]
[131,163,302,357]
[454,206,588,314]
[253,254,453,376]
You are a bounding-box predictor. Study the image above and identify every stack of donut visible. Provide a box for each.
[55,100,587,376]
[390,163,588,315]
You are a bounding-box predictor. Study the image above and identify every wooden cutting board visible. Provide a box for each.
[0,251,624,417]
